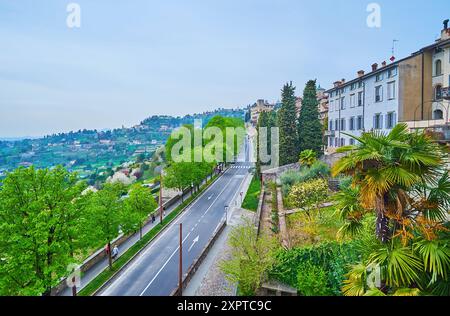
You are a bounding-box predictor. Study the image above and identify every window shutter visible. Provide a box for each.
[394,112,397,126]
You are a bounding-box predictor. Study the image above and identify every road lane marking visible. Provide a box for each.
[100,168,237,295]
[188,236,199,252]
[137,168,240,295]
[139,231,192,296]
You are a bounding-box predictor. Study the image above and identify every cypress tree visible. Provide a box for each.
[277,82,299,166]
[298,80,323,155]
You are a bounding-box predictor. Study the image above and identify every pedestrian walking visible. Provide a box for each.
[104,244,110,256]
[112,245,119,260]
[152,213,156,223]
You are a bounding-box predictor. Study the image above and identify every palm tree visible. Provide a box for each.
[332,124,444,243]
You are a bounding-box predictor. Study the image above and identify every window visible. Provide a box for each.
[329,137,334,147]
[387,81,396,100]
[386,112,396,129]
[349,139,355,145]
[340,97,345,110]
[335,119,339,131]
[350,94,356,108]
[358,81,364,88]
[349,117,355,131]
[340,138,345,147]
[340,118,346,131]
[374,113,383,130]
[433,109,444,120]
[335,137,339,147]
[376,73,384,82]
[435,59,442,76]
[358,91,363,106]
[329,100,333,112]
[351,83,357,90]
[375,85,383,102]
[357,115,363,130]
[388,68,397,78]
[435,85,443,100]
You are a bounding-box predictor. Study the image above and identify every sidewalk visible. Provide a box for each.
[59,180,205,296]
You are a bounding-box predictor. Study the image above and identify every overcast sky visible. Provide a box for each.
[0,0,448,138]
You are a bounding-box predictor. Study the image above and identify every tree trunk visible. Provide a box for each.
[375,195,390,244]
[108,242,113,269]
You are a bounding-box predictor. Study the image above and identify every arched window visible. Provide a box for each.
[435,59,442,76]
[433,109,444,120]
[435,85,443,100]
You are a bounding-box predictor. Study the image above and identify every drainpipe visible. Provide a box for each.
[421,52,425,120]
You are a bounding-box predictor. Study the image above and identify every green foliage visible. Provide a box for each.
[299,149,317,167]
[0,166,87,295]
[298,80,323,155]
[296,262,332,296]
[280,161,330,196]
[270,241,361,296]
[220,219,280,296]
[241,175,261,212]
[277,82,299,166]
[287,178,328,209]
[124,184,158,238]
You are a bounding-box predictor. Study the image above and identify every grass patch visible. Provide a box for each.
[241,175,261,212]
[78,174,219,296]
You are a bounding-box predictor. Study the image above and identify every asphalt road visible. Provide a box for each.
[99,137,252,296]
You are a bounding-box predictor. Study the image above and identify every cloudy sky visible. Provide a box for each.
[0,0,448,137]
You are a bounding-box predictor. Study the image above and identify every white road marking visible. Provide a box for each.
[139,231,192,296]
[188,236,199,252]
[100,168,235,295]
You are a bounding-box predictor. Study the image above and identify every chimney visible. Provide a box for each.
[357,70,365,77]
[333,80,342,88]
[341,78,346,84]
[441,19,450,41]
[371,63,378,72]
[444,19,449,30]
[381,61,387,67]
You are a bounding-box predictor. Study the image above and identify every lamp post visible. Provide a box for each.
[224,205,229,224]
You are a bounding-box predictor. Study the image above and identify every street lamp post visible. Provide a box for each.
[224,205,229,224]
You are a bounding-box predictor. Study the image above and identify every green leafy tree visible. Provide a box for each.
[220,219,279,295]
[164,162,193,202]
[298,80,323,155]
[124,184,158,239]
[85,183,127,270]
[277,82,299,166]
[0,166,86,296]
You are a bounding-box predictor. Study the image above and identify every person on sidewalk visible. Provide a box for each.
[111,245,119,260]
[105,244,110,256]
[151,213,156,223]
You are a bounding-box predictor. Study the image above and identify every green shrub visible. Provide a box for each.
[287,178,328,209]
[280,161,330,196]
[297,262,332,296]
[269,241,361,296]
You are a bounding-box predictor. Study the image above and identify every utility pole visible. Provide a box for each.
[71,276,77,296]
[179,223,183,296]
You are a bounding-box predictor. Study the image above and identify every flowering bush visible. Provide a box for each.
[287,178,328,209]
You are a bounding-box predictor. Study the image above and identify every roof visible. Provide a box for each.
[326,37,450,94]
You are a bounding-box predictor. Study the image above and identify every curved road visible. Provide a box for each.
[99,137,252,296]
